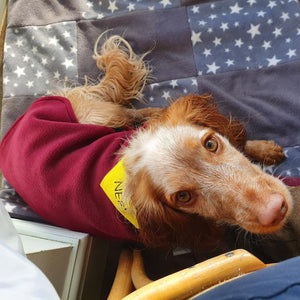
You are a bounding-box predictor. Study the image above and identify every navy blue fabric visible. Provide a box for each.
[188,0,300,75]
[193,256,300,300]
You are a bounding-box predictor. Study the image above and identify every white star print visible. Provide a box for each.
[41,58,48,65]
[3,76,10,85]
[86,1,93,8]
[191,6,199,14]
[206,62,220,74]
[170,80,178,88]
[54,71,61,79]
[160,0,171,8]
[63,31,71,38]
[225,59,234,66]
[35,71,43,78]
[262,40,272,50]
[32,46,38,54]
[14,66,26,78]
[70,46,77,54]
[230,3,243,14]
[26,81,34,88]
[235,38,244,48]
[280,12,290,22]
[49,36,59,46]
[15,39,24,47]
[203,48,212,57]
[267,55,281,67]
[257,11,266,17]
[272,27,282,38]
[191,31,202,46]
[268,1,277,8]
[127,3,135,11]
[62,58,74,69]
[247,24,261,39]
[213,37,222,46]
[108,0,118,13]
[23,55,30,62]
[191,79,198,86]
[162,91,171,100]
[247,0,256,6]
[286,49,296,58]
[220,23,229,31]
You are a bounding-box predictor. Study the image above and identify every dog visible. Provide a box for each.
[0,35,292,251]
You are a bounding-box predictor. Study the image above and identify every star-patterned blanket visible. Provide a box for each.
[1,0,300,222]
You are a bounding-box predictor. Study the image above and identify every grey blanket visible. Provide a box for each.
[1,0,300,255]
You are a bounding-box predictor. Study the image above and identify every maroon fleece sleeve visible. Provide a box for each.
[0,96,138,241]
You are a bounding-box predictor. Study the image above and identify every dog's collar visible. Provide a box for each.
[100,159,139,229]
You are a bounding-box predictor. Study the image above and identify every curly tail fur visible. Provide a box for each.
[92,34,151,104]
[61,34,150,105]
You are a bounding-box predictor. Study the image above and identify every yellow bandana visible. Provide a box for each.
[100,159,139,229]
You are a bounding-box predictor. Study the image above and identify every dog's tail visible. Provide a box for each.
[88,34,151,105]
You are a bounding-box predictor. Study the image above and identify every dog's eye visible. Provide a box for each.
[175,191,192,203]
[204,137,218,152]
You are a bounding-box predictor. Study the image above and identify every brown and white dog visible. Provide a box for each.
[0,35,291,251]
[63,36,291,249]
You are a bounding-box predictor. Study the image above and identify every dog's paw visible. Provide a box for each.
[244,140,285,165]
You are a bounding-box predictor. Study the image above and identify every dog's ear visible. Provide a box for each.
[128,168,223,250]
[156,94,247,150]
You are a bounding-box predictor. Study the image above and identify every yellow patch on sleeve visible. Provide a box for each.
[100,159,139,229]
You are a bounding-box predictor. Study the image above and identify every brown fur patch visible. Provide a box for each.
[128,169,224,250]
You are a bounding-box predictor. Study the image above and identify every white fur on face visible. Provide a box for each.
[124,126,207,185]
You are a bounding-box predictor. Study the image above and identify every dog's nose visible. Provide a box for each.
[257,193,288,227]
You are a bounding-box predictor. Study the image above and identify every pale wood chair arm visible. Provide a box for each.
[108,248,272,300]
[124,249,271,300]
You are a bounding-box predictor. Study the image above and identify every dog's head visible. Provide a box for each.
[122,95,292,249]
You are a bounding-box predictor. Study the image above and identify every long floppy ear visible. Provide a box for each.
[157,94,247,150]
[127,169,224,250]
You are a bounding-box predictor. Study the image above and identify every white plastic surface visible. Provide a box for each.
[0,200,60,300]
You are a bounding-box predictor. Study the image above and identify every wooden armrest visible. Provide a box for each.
[107,249,134,300]
[124,249,270,300]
